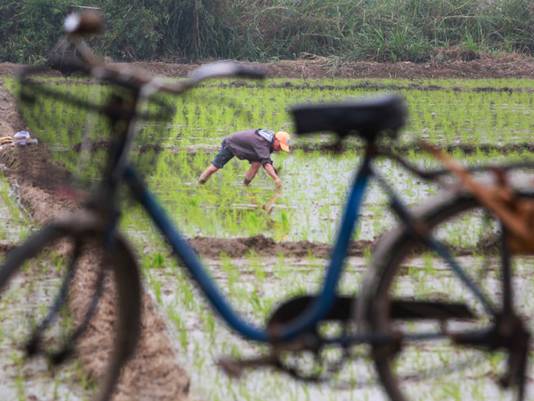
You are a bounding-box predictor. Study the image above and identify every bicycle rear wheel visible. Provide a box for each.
[0,218,141,401]
[364,186,534,401]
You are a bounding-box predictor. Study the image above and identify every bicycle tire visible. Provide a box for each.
[362,185,534,401]
[0,218,142,401]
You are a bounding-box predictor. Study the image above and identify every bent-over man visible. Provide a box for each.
[198,128,290,188]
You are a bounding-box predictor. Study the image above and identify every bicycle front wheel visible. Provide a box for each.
[0,218,142,401]
[364,186,534,401]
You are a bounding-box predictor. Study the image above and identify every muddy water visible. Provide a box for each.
[146,254,534,401]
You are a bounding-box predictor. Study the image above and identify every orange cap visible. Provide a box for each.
[275,131,290,152]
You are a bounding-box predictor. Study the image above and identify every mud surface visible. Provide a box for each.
[188,235,372,258]
[117,52,534,79]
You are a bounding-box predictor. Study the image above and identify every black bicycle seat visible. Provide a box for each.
[290,94,407,141]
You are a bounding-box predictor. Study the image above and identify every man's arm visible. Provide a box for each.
[263,163,282,188]
[244,162,261,186]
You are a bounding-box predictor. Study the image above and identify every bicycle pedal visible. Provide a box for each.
[267,294,353,330]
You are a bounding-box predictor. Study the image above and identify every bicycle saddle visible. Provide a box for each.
[290,94,407,141]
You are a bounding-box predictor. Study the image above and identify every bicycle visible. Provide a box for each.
[5,9,534,401]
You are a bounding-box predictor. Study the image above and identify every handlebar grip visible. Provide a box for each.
[64,10,104,35]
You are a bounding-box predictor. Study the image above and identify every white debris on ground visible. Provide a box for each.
[0,130,38,148]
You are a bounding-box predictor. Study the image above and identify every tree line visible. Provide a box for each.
[1,0,533,64]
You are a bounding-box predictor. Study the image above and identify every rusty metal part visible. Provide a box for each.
[505,197,534,253]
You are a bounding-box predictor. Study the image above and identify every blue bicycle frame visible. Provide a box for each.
[124,151,372,343]
[123,146,496,344]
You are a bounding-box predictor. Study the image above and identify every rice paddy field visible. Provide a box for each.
[8,76,534,401]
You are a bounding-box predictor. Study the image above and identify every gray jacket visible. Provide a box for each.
[224,129,273,165]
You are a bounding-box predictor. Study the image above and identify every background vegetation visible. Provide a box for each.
[1,0,534,64]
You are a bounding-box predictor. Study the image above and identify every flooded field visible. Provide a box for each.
[13,75,534,241]
[8,75,534,400]
[125,150,531,243]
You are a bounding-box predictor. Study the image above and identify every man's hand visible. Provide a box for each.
[263,163,283,188]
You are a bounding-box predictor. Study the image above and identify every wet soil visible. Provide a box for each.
[2,50,534,80]
[114,52,534,79]
[188,235,372,258]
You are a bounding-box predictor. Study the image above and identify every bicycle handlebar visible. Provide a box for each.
[61,10,265,95]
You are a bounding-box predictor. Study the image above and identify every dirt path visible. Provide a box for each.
[0,78,190,401]
[115,52,534,79]
[3,50,534,79]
